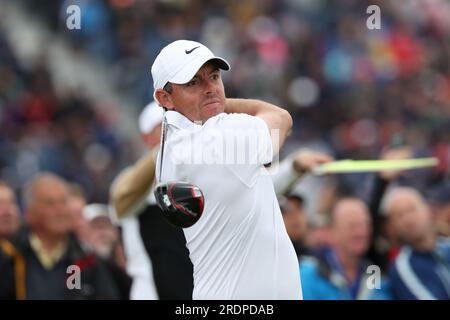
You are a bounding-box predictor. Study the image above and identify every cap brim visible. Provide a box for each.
[169,56,230,85]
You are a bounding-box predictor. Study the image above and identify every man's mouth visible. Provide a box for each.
[203,100,221,107]
[0,215,12,224]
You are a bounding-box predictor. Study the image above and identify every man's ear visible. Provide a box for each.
[154,89,175,110]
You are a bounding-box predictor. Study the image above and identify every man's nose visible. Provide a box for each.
[203,79,215,95]
[55,201,68,213]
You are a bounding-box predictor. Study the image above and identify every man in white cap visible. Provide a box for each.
[152,40,302,299]
[139,101,164,150]
[82,203,120,260]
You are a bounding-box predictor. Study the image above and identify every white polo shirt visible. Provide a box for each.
[156,110,302,300]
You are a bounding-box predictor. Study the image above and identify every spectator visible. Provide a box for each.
[83,204,121,261]
[280,194,310,257]
[383,187,450,300]
[271,149,333,257]
[67,183,90,246]
[366,146,414,271]
[68,185,132,300]
[0,173,124,299]
[83,203,132,300]
[307,215,332,251]
[0,181,21,239]
[299,198,384,299]
[428,183,450,238]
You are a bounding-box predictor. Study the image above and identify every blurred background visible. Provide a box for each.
[0,0,449,300]
[0,0,449,204]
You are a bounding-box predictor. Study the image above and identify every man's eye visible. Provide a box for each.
[211,74,219,80]
[187,80,198,86]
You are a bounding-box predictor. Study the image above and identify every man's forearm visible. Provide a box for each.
[110,149,158,218]
[269,155,301,196]
[225,98,281,116]
[225,98,292,153]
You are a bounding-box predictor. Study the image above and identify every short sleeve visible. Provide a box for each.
[210,113,273,166]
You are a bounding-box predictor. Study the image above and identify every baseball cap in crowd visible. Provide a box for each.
[83,203,111,222]
[139,101,164,134]
[279,193,305,215]
[151,40,230,91]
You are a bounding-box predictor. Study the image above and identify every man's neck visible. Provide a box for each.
[411,231,436,252]
[32,231,67,253]
[334,247,360,283]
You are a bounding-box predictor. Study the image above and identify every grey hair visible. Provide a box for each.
[22,172,68,209]
[330,197,370,225]
[380,186,426,217]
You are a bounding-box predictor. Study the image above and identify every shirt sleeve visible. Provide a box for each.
[269,154,300,196]
[213,113,273,166]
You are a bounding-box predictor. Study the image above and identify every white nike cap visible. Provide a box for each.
[138,101,164,134]
[151,40,230,91]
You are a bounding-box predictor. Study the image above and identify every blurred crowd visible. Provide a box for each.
[0,33,135,203]
[0,0,449,300]
[1,0,449,203]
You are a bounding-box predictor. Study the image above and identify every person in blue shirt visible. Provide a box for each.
[383,187,450,300]
[300,197,388,299]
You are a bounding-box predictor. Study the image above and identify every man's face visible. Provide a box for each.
[0,185,20,238]
[163,61,226,123]
[89,216,118,258]
[27,179,73,237]
[332,199,372,257]
[387,190,431,245]
[308,226,331,248]
[282,198,308,242]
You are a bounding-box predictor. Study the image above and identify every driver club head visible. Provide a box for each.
[154,181,204,228]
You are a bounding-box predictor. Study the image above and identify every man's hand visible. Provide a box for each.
[292,150,333,174]
[379,146,412,181]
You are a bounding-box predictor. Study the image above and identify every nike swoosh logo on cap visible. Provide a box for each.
[185,46,200,54]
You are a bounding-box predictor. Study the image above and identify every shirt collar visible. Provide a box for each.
[29,233,68,270]
[164,110,201,130]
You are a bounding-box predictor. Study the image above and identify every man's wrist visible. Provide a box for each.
[292,159,307,175]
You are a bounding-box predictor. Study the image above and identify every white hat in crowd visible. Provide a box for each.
[138,101,164,134]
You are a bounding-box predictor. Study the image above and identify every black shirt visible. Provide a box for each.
[138,204,194,299]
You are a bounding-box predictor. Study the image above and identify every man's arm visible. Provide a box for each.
[270,149,333,196]
[110,149,158,219]
[225,98,293,154]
